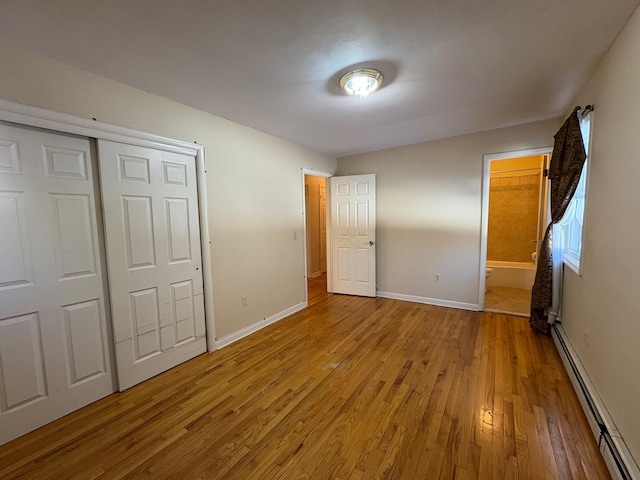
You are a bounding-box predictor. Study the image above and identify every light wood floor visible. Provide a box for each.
[0,274,609,479]
[485,286,532,317]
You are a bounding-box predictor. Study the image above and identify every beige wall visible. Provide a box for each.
[337,120,559,307]
[561,5,640,462]
[0,41,337,340]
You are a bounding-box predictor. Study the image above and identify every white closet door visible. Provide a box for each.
[0,122,114,445]
[98,140,206,391]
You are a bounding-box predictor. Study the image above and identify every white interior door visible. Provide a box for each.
[329,174,376,297]
[98,140,206,391]
[0,122,114,445]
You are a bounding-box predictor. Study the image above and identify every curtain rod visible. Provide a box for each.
[575,104,594,117]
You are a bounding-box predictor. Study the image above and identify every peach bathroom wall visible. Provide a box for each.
[487,156,543,263]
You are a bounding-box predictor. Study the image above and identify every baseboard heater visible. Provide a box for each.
[552,324,640,480]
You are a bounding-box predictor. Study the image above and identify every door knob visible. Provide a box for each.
[369,240,375,246]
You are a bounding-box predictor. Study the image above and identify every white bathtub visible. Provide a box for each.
[486,260,536,290]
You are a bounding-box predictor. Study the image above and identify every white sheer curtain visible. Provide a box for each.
[548,224,564,323]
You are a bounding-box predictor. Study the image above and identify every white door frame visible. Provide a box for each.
[479,146,552,310]
[301,168,333,304]
[0,99,217,352]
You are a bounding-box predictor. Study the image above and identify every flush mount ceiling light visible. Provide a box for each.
[339,68,383,97]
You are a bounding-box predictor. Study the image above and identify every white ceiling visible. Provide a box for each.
[1,1,638,156]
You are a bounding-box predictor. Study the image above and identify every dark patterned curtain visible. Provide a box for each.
[530,108,586,334]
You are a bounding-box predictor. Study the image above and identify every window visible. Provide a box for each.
[557,111,592,274]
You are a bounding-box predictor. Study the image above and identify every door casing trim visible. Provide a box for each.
[480,146,553,310]
[301,168,333,302]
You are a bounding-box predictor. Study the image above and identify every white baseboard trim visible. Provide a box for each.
[214,301,307,350]
[552,324,640,480]
[376,291,479,311]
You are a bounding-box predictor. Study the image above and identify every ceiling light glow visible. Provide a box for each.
[340,69,383,97]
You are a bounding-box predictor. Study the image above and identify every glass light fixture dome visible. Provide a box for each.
[339,68,383,97]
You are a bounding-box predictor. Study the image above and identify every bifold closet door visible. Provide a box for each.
[97,140,206,391]
[0,122,114,445]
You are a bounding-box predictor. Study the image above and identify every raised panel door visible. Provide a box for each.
[98,140,206,391]
[329,174,376,297]
[0,122,114,445]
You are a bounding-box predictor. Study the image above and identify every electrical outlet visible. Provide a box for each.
[242,294,248,307]
[435,273,440,282]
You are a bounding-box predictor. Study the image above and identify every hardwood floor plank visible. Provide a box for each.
[513,394,533,480]
[373,423,407,480]
[0,274,610,479]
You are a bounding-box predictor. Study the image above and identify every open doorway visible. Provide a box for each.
[480,148,552,316]
[305,174,327,279]
[302,170,331,305]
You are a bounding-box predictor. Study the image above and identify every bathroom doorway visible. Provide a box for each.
[481,148,551,316]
